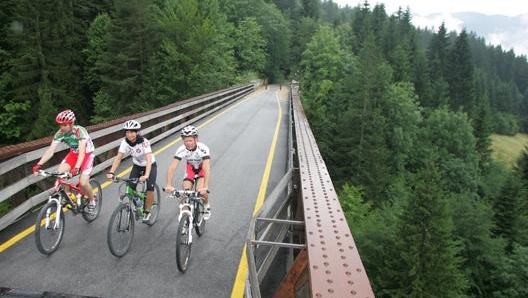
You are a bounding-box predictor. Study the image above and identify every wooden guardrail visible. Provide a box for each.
[0,83,255,231]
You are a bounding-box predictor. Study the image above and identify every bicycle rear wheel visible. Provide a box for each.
[145,183,161,226]
[82,178,103,222]
[195,202,206,236]
[35,200,65,255]
[107,202,135,257]
[176,213,192,272]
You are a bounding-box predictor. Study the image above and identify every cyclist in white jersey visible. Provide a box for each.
[32,109,97,212]
[165,125,211,220]
[106,120,157,222]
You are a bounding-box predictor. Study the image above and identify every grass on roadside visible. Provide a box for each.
[490,133,528,168]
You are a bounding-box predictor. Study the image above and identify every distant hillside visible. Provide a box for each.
[412,12,528,56]
[491,133,528,167]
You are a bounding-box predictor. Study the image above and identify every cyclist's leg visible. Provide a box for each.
[79,153,95,201]
[58,153,75,192]
[195,171,210,220]
[182,164,195,191]
[195,179,208,201]
[144,163,157,212]
[128,164,142,190]
[178,166,195,212]
[195,168,208,203]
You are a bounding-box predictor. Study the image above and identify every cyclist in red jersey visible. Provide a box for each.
[165,125,211,220]
[32,109,97,213]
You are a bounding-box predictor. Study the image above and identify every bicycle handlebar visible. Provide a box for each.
[112,177,144,184]
[37,170,71,179]
[163,189,197,197]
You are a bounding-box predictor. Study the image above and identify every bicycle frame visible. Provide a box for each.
[168,182,207,272]
[35,170,102,255]
[39,171,81,226]
[173,190,205,236]
[114,177,147,217]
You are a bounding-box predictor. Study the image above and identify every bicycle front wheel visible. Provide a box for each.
[35,201,65,255]
[107,202,135,257]
[82,178,103,222]
[145,183,161,226]
[195,202,206,236]
[176,213,192,273]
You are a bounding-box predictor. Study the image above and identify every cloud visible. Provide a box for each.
[411,12,465,32]
[410,12,528,56]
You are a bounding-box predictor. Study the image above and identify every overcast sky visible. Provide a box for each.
[332,0,528,16]
[331,0,528,55]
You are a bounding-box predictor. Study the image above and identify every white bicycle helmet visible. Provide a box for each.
[55,109,76,124]
[123,120,141,130]
[180,125,198,137]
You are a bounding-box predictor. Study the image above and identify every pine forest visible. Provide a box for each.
[1,0,528,297]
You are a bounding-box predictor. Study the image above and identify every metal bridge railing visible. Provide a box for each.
[245,81,375,298]
[245,82,305,298]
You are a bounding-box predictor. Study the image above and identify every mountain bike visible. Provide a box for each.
[166,185,207,272]
[107,176,161,257]
[34,170,103,255]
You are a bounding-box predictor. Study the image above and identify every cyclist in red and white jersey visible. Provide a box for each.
[165,125,211,220]
[32,109,97,212]
[106,120,157,222]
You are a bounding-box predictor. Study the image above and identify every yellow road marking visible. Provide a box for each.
[230,89,283,298]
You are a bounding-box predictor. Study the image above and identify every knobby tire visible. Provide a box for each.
[107,201,135,257]
[176,213,192,272]
[145,184,161,226]
[82,178,103,222]
[35,200,65,255]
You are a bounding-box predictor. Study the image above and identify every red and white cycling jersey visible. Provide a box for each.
[173,142,210,169]
[118,136,156,166]
[53,125,95,153]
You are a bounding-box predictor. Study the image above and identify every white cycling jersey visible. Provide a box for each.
[118,136,156,166]
[173,142,210,169]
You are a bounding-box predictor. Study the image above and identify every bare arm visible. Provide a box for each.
[200,158,211,191]
[106,151,124,179]
[140,152,153,182]
[75,139,87,169]
[37,141,59,166]
[165,158,180,192]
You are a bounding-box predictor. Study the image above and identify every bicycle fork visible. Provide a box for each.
[45,198,62,230]
[179,203,194,243]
